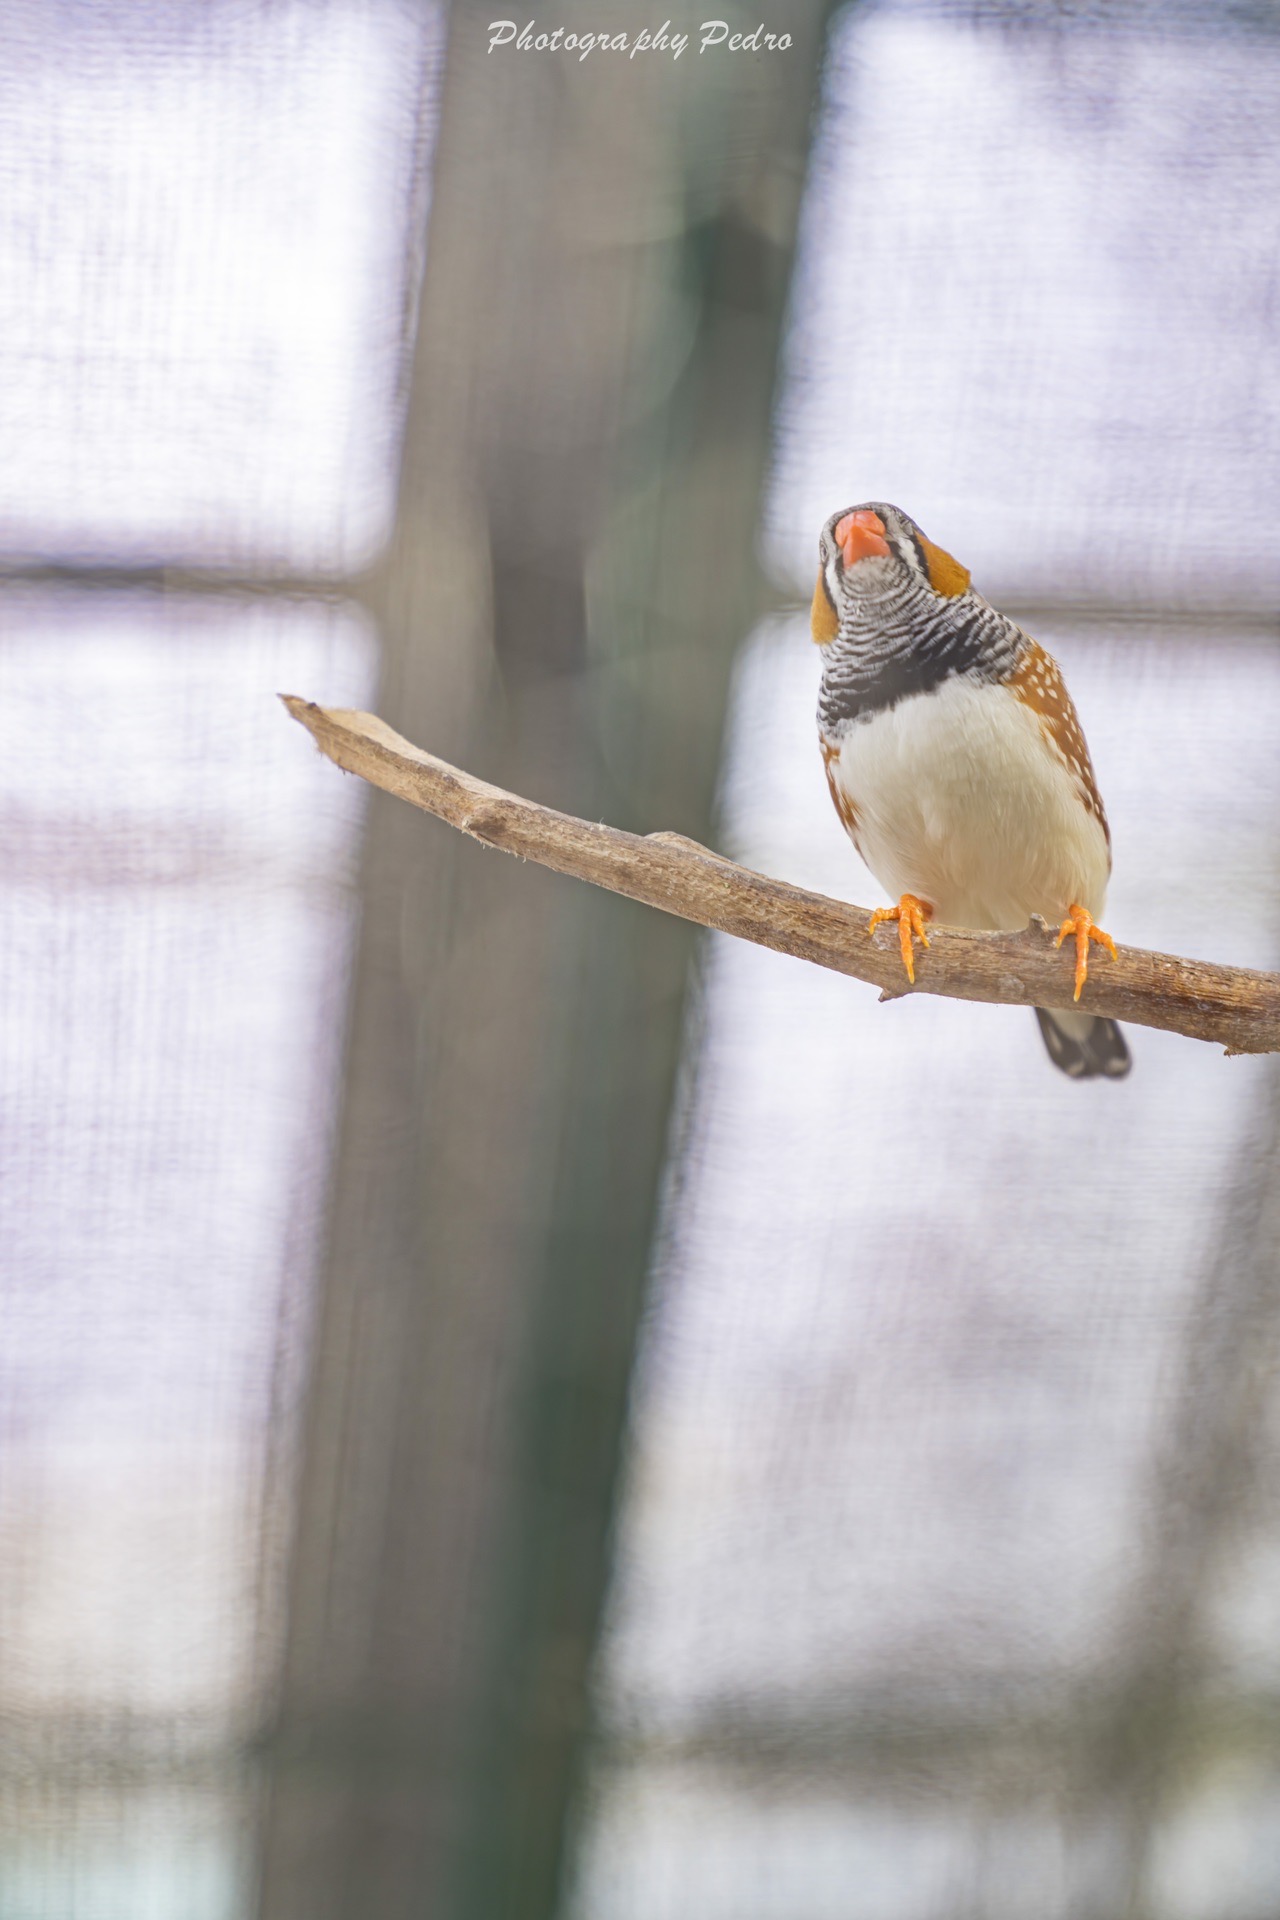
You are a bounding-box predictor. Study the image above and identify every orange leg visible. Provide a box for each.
[867,892,933,985]
[1054,902,1118,1001]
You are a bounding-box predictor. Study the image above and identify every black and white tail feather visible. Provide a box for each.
[1034,1008,1131,1080]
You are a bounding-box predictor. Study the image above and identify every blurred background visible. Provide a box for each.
[2,4,1278,1919]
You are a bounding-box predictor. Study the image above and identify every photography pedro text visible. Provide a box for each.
[488,19,792,58]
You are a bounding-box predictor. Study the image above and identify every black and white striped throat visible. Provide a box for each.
[816,581,1021,732]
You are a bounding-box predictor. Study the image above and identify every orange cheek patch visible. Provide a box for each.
[918,535,971,597]
[811,568,839,645]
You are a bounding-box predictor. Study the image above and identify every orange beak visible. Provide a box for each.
[834,509,890,567]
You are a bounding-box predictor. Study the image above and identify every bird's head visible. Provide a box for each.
[811,502,972,644]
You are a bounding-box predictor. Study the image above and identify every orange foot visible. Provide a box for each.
[1055,902,1118,1002]
[868,892,933,985]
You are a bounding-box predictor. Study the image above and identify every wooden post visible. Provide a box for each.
[256,6,838,1917]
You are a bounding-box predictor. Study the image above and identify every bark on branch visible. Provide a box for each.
[282,697,1280,1057]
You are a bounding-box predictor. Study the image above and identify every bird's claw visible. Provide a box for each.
[868,893,933,985]
[1054,902,1118,1001]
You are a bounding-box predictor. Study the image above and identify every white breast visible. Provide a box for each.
[829,675,1110,931]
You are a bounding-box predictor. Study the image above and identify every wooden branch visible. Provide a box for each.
[282,697,1280,1057]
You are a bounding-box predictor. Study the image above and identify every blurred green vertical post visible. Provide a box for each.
[256,6,841,1918]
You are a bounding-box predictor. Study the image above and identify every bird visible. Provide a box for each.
[811,502,1130,1080]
